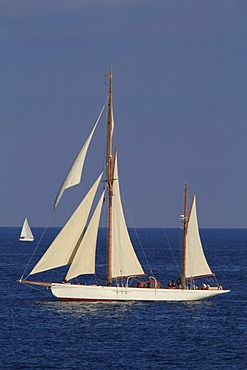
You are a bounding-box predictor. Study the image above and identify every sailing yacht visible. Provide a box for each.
[19,218,34,242]
[19,70,229,301]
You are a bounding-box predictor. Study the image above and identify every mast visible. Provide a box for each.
[106,67,114,286]
[182,184,188,289]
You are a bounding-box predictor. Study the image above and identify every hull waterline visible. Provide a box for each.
[51,283,230,302]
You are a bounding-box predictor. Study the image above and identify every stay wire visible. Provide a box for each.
[21,95,109,282]
[110,97,155,276]
[124,202,154,276]
[20,211,55,280]
[113,97,181,276]
[22,282,52,295]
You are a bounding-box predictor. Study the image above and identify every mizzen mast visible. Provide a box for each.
[106,68,115,286]
[182,183,188,289]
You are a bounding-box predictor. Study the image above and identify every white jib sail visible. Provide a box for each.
[66,189,105,281]
[30,172,103,275]
[20,218,34,240]
[185,194,213,278]
[112,155,144,278]
[54,104,105,209]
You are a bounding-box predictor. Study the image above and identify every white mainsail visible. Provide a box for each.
[111,155,144,278]
[185,194,213,278]
[19,218,34,241]
[30,173,103,275]
[66,189,105,281]
[54,105,105,209]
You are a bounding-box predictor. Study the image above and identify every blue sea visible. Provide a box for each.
[1,227,246,369]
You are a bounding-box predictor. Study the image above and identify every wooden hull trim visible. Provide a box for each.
[18,279,52,287]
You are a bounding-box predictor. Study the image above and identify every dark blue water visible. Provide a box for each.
[1,228,246,369]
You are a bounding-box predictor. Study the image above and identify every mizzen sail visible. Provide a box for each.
[185,194,213,278]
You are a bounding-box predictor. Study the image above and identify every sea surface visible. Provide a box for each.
[1,227,246,369]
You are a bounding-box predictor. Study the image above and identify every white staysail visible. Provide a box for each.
[111,155,144,278]
[66,189,105,281]
[19,218,34,241]
[30,173,103,275]
[185,194,213,278]
[54,105,105,209]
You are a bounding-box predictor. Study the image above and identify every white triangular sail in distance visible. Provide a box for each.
[19,218,34,241]
[54,105,105,209]
[111,155,144,278]
[185,194,213,278]
[66,189,105,281]
[30,172,103,275]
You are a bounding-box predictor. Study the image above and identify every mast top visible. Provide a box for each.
[105,67,112,80]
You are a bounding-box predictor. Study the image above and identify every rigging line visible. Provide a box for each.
[104,186,109,277]
[178,227,183,276]
[97,187,108,279]
[22,283,52,295]
[113,98,181,274]
[123,199,154,276]
[110,98,154,272]
[94,273,98,285]
[20,211,55,280]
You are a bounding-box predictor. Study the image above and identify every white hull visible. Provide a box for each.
[51,283,229,302]
[18,237,34,242]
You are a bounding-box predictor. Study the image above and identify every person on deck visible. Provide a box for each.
[168,280,175,288]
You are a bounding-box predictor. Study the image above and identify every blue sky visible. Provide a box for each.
[1,0,247,228]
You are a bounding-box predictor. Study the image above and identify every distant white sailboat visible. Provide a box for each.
[19,69,229,301]
[19,218,34,242]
